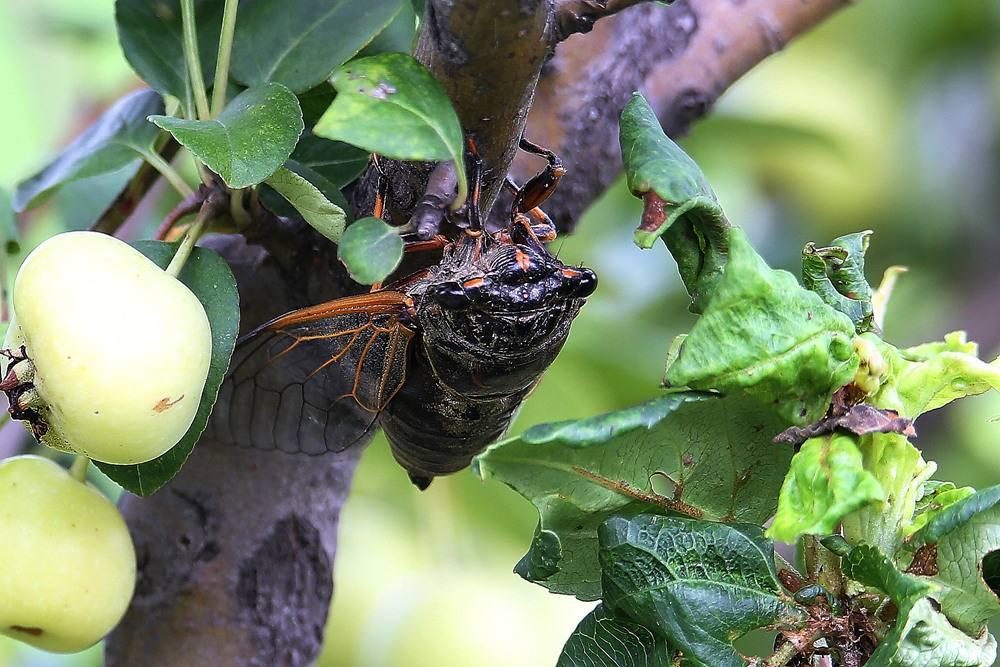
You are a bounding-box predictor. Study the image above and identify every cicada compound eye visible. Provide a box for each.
[557,267,598,298]
[428,282,472,310]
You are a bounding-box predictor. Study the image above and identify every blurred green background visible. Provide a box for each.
[1,1,998,665]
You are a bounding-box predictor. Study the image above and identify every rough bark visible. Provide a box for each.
[107,1,852,664]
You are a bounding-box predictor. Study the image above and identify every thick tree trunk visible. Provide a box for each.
[106,1,852,664]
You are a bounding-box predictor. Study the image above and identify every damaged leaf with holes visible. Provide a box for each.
[907,485,1000,636]
[474,391,791,600]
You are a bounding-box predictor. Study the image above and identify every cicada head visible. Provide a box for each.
[415,231,596,396]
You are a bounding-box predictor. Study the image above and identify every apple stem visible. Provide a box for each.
[165,200,213,278]
[70,455,90,483]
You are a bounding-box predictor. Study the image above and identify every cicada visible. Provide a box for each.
[211,140,596,488]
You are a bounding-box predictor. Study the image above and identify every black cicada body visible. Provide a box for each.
[212,140,596,487]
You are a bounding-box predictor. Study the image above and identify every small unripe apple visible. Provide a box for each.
[2,231,212,464]
[0,455,136,653]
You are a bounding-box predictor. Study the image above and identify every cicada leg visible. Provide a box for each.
[510,137,566,219]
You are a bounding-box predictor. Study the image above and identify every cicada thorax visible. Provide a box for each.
[380,232,596,488]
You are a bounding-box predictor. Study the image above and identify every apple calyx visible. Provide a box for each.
[0,346,46,439]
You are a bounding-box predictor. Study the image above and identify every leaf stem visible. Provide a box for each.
[141,150,195,199]
[70,455,90,483]
[166,201,212,278]
[180,0,211,120]
[210,0,240,117]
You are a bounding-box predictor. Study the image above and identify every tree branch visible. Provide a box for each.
[552,0,653,42]
[505,0,852,233]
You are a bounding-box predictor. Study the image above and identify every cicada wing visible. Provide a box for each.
[209,292,415,455]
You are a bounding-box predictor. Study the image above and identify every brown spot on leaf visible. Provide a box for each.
[906,543,939,576]
[638,191,668,233]
[153,395,185,413]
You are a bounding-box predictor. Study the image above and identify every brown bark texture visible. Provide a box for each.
[106,0,851,664]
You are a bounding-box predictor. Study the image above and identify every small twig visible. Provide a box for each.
[552,0,653,42]
[155,186,210,240]
[210,0,240,117]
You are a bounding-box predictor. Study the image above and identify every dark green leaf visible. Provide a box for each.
[600,515,803,667]
[150,83,303,188]
[291,133,370,188]
[115,0,222,103]
[0,188,20,255]
[298,84,338,127]
[475,392,792,600]
[801,231,876,333]
[768,434,884,543]
[337,216,403,285]
[14,89,165,211]
[359,0,417,57]
[264,166,347,242]
[229,0,403,94]
[839,543,936,602]
[619,92,730,312]
[96,241,239,495]
[909,485,1000,634]
[866,597,997,667]
[315,53,468,206]
[54,166,140,231]
[663,228,859,426]
[557,604,674,667]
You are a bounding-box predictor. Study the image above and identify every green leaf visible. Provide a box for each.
[0,188,20,255]
[908,482,977,537]
[263,166,347,242]
[96,241,239,496]
[291,133,370,188]
[909,485,1000,634]
[600,515,803,667]
[150,83,303,188]
[838,543,936,602]
[866,597,997,667]
[768,434,885,543]
[870,332,1000,420]
[14,89,164,211]
[315,53,468,207]
[619,92,730,312]
[557,604,674,667]
[229,0,402,94]
[337,217,404,285]
[841,433,935,558]
[359,0,417,57]
[475,392,792,600]
[801,231,876,333]
[115,0,222,103]
[663,228,859,425]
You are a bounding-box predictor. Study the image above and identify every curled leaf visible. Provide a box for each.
[619,93,729,312]
[664,228,859,426]
[768,434,885,543]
